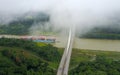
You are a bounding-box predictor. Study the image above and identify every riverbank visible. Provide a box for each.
[54,37,120,52]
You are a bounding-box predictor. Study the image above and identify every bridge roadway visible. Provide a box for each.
[57,26,75,75]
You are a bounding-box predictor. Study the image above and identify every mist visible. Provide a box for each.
[0,0,120,35]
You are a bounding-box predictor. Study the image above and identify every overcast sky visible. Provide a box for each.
[0,0,58,14]
[0,0,120,28]
[0,0,120,14]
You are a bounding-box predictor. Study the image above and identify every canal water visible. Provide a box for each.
[54,37,120,52]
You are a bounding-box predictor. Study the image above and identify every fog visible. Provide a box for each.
[0,0,120,35]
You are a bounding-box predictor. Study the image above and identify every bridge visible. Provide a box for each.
[57,26,75,75]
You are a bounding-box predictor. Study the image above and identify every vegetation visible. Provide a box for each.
[0,12,49,35]
[81,33,120,40]
[80,25,120,39]
[0,38,62,75]
[0,19,34,35]
[69,49,120,75]
[70,56,120,75]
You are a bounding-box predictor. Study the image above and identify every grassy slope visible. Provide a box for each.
[0,46,61,70]
[70,49,120,69]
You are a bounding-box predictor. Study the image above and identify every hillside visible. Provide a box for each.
[1,12,120,39]
[0,38,62,75]
[80,25,120,39]
[69,49,120,75]
[0,12,49,35]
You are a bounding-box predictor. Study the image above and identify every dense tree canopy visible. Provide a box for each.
[70,55,120,75]
[0,12,49,35]
[0,38,61,75]
[80,25,120,39]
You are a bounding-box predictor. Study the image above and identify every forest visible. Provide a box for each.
[0,12,49,35]
[80,25,120,39]
[0,38,61,75]
[70,55,120,75]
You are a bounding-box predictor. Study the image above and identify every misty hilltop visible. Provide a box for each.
[0,11,49,24]
[0,0,120,37]
[0,12,50,35]
[1,11,120,40]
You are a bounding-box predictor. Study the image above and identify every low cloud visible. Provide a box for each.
[0,0,120,35]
